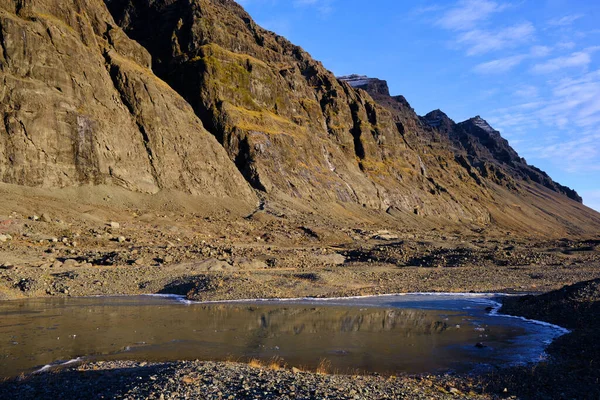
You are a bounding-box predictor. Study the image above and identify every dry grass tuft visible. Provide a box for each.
[247,359,263,369]
[316,358,331,375]
[267,356,285,371]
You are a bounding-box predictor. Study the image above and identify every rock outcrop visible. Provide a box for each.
[0,0,256,201]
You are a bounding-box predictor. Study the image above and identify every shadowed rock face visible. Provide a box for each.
[0,0,256,201]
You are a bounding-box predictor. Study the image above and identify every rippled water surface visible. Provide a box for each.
[0,294,566,377]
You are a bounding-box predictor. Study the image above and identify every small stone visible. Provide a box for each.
[317,253,346,265]
[291,367,302,374]
[40,213,52,222]
[181,376,196,384]
[51,237,59,243]
[0,234,9,242]
[62,259,79,268]
[117,236,126,243]
[109,222,120,229]
[31,215,40,221]
[51,261,63,268]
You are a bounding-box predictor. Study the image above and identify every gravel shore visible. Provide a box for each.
[0,360,495,400]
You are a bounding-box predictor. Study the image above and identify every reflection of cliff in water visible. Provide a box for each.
[240,307,449,335]
[0,296,550,378]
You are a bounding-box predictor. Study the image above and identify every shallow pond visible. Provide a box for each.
[0,294,567,378]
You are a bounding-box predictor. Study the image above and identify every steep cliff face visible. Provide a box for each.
[0,0,256,201]
[105,0,497,223]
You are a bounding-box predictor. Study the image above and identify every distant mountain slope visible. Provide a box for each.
[342,74,581,202]
[338,75,600,235]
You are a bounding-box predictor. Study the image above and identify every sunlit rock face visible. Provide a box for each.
[0,0,256,201]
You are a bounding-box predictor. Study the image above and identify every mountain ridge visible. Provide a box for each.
[340,75,582,203]
[0,0,598,236]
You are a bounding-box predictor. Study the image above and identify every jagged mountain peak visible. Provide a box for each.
[342,73,584,205]
[462,115,499,136]
[423,109,453,124]
[338,75,390,96]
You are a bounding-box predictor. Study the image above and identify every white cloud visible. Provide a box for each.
[473,54,527,73]
[531,131,600,173]
[548,14,584,27]
[488,69,600,173]
[436,0,509,30]
[532,51,592,73]
[473,45,550,74]
[458,22,535,55]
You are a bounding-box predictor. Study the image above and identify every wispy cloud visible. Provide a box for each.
[474,54,527,73]
[414,0,599,194]
[548,14,584,27]
[473,45,549,74]
[531,132,600,173]
[436,0,509,30]
[489,69,600,172]
[457,22,535,55]
[427,0,533,56]
[531,47,600,73]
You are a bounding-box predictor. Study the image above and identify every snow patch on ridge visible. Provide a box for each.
[338,74,373,87]
[472,116,498,134]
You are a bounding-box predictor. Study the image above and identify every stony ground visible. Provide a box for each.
[0,184,599,399]
[0,360,496,400]
[1,192,598,301]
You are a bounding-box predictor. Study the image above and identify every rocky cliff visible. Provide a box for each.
[0,0,256,201]
[342,75,581,203]
[0,0,598,235]
[104,0,505,224]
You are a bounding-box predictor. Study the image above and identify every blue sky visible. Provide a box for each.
[238,0,600,211]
